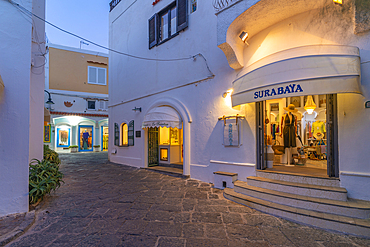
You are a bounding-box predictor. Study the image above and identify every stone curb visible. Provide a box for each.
[0,211,36,247]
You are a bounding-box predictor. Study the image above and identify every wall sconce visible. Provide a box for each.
[333,0,342,5]
[44,90,54,111]
[239,31,249,45]
[222,89,233,98]
[132,107,141,112]
[304,95,316,114]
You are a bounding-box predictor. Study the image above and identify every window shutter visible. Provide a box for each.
[176,0,188,32]
[97,68,106,84]
[128,120,134,146]
[149,14,158,49]
[89,67,97,83]
[114,123,119,146]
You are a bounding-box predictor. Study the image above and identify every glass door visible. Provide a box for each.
[79,126,93,151]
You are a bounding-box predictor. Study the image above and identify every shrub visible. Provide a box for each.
[29,146,64,204]
[69,145,78,148]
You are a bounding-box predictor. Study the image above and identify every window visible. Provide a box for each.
[87,100,96,110]
[191,0,197,13]
[121,123,128,146]
[149,0,188,49]
[88,66,106,85]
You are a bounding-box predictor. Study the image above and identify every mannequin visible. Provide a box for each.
[83,129,89,150]
[280,104,298,166]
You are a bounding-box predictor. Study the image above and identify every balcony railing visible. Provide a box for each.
[109,0,121,12]
[213,0,241,12]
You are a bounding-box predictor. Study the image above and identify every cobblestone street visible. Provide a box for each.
[5,152,370,246]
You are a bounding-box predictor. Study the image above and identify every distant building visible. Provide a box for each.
[109,0,370,235]
[44,44,109,153]
[0,0,45,217]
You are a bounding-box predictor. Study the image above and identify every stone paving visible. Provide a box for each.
[4,152,370,246]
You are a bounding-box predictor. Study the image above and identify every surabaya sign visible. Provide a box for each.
[253,83,303,100]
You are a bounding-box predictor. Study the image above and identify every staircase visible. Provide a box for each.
[224,170,370,237]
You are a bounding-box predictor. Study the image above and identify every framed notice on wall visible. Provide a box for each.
[44,125,51,143]
[223,119,240,147]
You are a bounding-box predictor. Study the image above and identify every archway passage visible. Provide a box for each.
[143,106,184,176]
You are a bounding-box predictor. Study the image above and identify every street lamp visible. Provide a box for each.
[44,90,54,110]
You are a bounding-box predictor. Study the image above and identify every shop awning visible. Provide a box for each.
[232,45,362,106]
[142,106,182,129]
[44,107,51,123]
[0,75,4,89]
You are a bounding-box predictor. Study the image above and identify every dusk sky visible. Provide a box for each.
[45,0,110,53]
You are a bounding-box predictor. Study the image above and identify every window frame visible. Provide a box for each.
[120,122,128,147]
[87,66,107,85]
[149,0,188,49]
[87,100,96,110]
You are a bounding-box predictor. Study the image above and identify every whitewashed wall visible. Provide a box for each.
[109,0,370,200]
[0,0,45,217]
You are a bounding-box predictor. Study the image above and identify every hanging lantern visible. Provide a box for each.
[304,95,316,114]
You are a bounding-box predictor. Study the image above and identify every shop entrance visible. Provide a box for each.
[101,126,108,151]
[256,94,338,177]
[147,126,183,168]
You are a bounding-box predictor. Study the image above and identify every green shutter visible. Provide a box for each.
[128,120,134,146]
[114,123,119,146]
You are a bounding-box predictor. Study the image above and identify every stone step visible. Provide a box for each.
[247,176,347,201]
[158,162,183,170]
[256,170,340,187]
[145,166,189,178]
[234,181,370,219]
[224,188,370,238]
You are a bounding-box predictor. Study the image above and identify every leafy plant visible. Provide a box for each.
[69,145,78,148]
[43,145,60,165]
[93,145,100,148]
[29,146,64,204]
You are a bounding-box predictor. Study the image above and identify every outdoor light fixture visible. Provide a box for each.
[239,31,249,45]
[44,90,55,105]
[222,89,233,98]
[304,95,316,114]
[333,0,342,5]
[132,107,142,112]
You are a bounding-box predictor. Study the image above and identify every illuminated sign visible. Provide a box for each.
[253,84,303,100]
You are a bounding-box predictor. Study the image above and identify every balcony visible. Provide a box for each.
[213,0,242,13]
[109,0,121,12]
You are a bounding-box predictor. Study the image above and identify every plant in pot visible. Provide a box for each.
[69,145,78,153]
[93,145,100,152]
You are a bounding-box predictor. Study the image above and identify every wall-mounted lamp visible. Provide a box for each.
[222,89,233,98]
[44,90,55,111]
[239,31,249,45]
[132,107,141,112]
[333,0,342,5]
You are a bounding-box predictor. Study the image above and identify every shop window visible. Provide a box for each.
[149,0,188,49]
[160,148,168,161]
[79,126,93,151]
[121,123,128,146]
[159,127,181,145]
[57,128,70,147]
[128,120,134,146]
[88,66,106,85]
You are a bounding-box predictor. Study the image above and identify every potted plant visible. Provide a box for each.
[93,145,100,152]
[69,145,78,153]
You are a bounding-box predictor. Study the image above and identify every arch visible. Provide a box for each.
[217,0,332,69]
[144,97,192,176]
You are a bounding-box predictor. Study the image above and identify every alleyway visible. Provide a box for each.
[5,153,370,246]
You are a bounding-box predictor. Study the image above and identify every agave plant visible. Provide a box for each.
[29,152,64,204]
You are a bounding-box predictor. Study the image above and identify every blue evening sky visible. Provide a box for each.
[45,0,110,53]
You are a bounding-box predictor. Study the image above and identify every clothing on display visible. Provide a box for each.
[282,113,297,148]
[312,120,326,139]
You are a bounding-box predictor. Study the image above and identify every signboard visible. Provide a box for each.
[43,125,51,143]
[223,119,239,147]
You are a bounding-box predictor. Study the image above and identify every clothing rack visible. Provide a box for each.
[218,114,245,125]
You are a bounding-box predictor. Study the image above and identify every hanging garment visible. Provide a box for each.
[312,121,326,136]
[308,122,313,138]
[283,113,296,148]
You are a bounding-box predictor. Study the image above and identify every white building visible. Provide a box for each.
[0,0,45,216]
[44,44,109,153]
[109,0,370,235]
